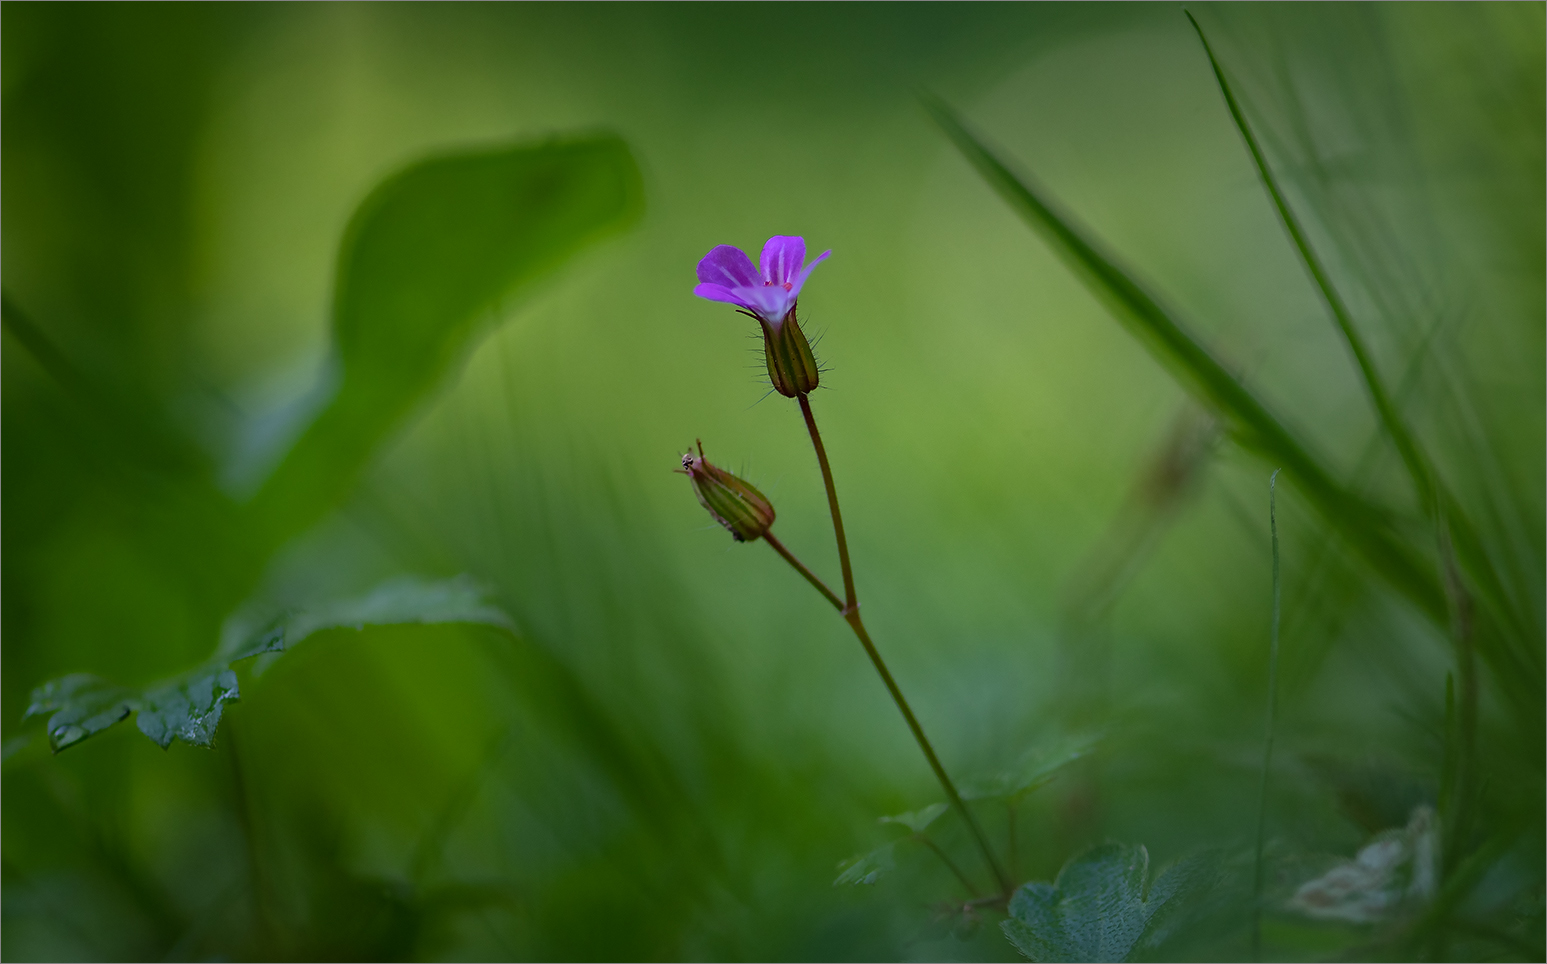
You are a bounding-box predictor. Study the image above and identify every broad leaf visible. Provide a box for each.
[24,576,514,753]
[1001,843,1218,962]
[248,134,644,548]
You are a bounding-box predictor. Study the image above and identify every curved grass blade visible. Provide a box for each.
[926,97,1544,730]
[923,96,1444,630]
[1184,10,1538,680]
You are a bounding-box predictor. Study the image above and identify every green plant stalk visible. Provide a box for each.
[1184,11,1534,669]
[779,393,1014,897]
[764,531,844,612]
[1251,470,1283,961]
[1437,520,1478,882]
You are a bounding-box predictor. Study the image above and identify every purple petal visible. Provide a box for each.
[788,249,830,299]
[735,285,796,324]
[759,236,806,286]
[694,283,753,308]
[697,245,759,289]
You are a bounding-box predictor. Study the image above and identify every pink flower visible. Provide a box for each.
[693,236,831,329]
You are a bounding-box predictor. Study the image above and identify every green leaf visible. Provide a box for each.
[962,733,1100,802]
[1001,843,1219,962]
[23,674,135,751]
[248,134,644,548]
[835,842,897,887]
[879,802,949,834]
[23,576,515,753]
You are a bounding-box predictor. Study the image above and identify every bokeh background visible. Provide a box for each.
[3,3,1541,960]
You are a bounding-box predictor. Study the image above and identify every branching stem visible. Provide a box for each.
[780,392,1013,898]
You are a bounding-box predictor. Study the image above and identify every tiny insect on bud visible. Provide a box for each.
[680,441,776,542]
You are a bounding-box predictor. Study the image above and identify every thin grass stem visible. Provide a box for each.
[1252,469,1283,961]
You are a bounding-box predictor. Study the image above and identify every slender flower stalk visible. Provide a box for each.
[793,395,1013,897]
[690,234,1013,899]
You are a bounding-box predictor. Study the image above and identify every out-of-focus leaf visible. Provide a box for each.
[217,575,515,662]
[23,576,514,753]
[1001,842,1219,962]
[879,802,949,835]
[23,674,136,751]
[835,843,897,887]
[248,135,644,548]
[962,733,1101,802]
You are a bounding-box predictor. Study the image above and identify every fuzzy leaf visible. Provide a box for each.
[1001,843,1218,962]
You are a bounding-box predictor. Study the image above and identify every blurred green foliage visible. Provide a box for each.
[3,3,1541,961]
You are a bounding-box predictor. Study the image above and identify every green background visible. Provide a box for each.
[4,3,1541,960]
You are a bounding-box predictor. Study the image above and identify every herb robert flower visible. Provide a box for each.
[694,236,830,397]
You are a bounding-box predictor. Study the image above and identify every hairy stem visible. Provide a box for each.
[798,395,857,610]
[792,392,1013,896]
[1252,469,1283,961]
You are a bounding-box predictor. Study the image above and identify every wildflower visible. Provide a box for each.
[694,236,830,397]
[680,441,776,542]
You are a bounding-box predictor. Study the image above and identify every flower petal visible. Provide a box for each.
[759,236,806,286]
[694,283,752,308]
[735,284,796,324]
[697,245,759,289]
[788,249,830,299]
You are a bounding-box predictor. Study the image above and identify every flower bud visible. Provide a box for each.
[761,310,820,398]
[681,442,775,542]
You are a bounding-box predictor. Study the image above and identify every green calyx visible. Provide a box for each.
[682,443,776,542]
[761,310,819,398]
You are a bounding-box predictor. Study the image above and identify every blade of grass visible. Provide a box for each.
[923,96,1441,627]
[1251,470,1283,962]
[1185,9,1538,681]
[1185,12,1429,510]
[924,96,1544,731]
